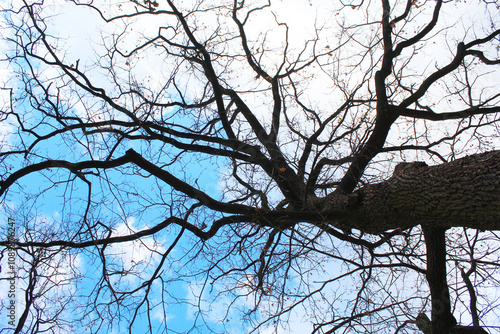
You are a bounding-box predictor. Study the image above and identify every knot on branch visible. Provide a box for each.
[416,313,432,334]
[416,313,488,334]
[393,161,428,178]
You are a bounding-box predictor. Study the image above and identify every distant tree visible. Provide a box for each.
[1,0,499,333]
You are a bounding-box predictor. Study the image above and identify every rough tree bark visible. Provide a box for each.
[319,150,500,234]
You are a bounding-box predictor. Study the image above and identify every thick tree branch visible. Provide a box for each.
[397,106,500,121]
[320,150,500,233]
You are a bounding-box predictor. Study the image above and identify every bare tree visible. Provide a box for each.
[1,0,500,333]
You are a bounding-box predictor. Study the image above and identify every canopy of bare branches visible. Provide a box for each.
[1,0,499,333]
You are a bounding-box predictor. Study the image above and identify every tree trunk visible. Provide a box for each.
[321,150,500,234]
